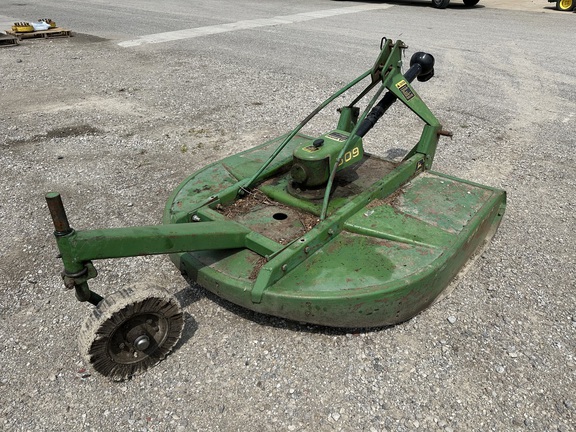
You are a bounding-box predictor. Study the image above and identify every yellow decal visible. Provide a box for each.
[395,79,415,101]
[338,147,361,166]
[395,80,407,89]
[302,145,320,153]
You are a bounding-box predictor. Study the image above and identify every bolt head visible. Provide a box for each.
[134,335,151,351]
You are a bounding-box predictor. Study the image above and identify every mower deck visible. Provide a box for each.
[165,133,505,327]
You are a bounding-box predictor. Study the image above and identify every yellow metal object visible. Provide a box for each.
[556,0,574,10]
[12,22,34,33]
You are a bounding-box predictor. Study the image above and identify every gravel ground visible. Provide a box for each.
[1,4,575,432]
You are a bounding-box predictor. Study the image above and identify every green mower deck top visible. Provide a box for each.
[164,134,505,327]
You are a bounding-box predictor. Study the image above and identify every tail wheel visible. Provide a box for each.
[79,286,184,380]
[432,0,451,8]
[556,0,574,10]
[463,0,480,6]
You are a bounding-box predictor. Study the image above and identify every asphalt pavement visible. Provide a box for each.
[0,0,567,41]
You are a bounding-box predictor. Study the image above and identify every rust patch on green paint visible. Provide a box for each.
[219,189,318,244]
[249,256,267,280]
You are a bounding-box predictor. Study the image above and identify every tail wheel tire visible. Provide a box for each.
[556,0,574,10]
[79,286,184,380]
[463,0,480,6]
[432,0,451,8]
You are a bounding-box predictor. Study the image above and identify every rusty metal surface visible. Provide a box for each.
[220,190,318,244]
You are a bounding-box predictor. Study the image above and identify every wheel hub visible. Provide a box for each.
[134,335,151,351]
[108,312,168,364]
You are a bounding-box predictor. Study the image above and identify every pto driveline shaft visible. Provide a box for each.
[355,52,434,138]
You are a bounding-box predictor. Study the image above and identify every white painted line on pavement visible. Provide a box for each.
[118,4,394,48]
